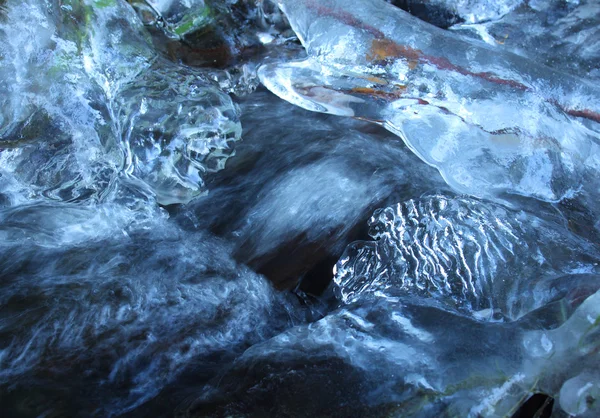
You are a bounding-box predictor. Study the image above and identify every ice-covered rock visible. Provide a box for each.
[334,195,600,320]
[191,287,600,417]
[127,0,298,74]
[259,0,600,204]
[0,0,242,205]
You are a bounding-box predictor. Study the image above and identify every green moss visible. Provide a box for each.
[93,0,116,8]
[172,6,212,36]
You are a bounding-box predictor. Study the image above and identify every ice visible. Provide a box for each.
[190,287,600,416]
[259,0,600,205]
[334,195,600,320]
[127,0,299,84]
[0,0,122,204]
[135,0,212,38]
[451,0,600,80]
[128,0,292,46]
[523,289,600,416]
[447,0,523,24]
[115,62,242,204]
[0,0,242,205]
[559,373,600,416]
[391,0,523,27]
[175,90,451,289]
[0,0,599,416]
[187,242,600,417]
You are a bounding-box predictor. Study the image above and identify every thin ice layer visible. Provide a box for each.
[259,0,600,204]
[115,63,241,204]
[391,0,523,27]
[334,195,600,320]
[191,288,600,417]
[451,0,600,80]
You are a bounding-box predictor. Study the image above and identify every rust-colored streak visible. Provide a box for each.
[422,55,530,91]
[301,0,599,124]
[308,3,531,92]
[350,86,407,101]
[562,107,600,124]
[366,39,530,92]
[306,0,386,40]
[368,38,420,62]
[366,39,529,91]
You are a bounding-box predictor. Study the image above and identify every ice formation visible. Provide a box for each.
[259,0,600,206]
[334,195,600,319]
[0,0,599,416]
[0,0,242,205]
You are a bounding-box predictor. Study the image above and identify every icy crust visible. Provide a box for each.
[438,0,523,24]
[115,63,242,205]
[0,0,241,206]
[391,0,523,27]
[334,195,600,319]
[259,0,600,204]
[192,289,600,417]
[452,0,600,80]
[126,0,299,94]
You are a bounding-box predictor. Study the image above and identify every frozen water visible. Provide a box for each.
[191,287,600,417]
[137,0,212,38]
[0,0,242,206]
[391,0,523,27]
[259,0,600,206]
[115,62,241,204]
[127,0,300,93]
[334,195,600,319]
[451,0,600,80]
[176,90,451,289]
[1,0,599,416]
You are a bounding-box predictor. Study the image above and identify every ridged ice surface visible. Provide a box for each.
[335,196,600,319]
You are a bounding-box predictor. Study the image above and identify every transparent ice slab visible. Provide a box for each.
[190,287,600,417]
[115,62,242,205]
[451,0,600,80]
[391,0,523,27]
[259,0,600,205]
